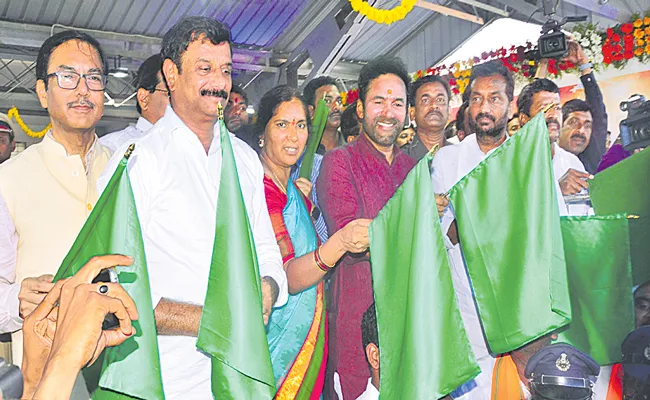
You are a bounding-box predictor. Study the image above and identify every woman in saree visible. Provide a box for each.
[257,85,370,399]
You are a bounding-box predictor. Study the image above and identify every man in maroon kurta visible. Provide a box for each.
[317,56,417,400]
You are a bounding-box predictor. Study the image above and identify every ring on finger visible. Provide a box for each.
[98,284,109,295]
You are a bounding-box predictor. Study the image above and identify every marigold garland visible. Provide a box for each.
[8,107,51,138]
[349,0,417,25]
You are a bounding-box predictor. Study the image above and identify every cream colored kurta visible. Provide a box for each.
[0,132,112,362]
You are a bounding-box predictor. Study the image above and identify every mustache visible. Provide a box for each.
[67,99,95,109]
[426,109,443,119]
[200,88,229,98]
[545,117,560,127]
[571,133,587,141]
[474,112,496,123]
[328,111,341,119]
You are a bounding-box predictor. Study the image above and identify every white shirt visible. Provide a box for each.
[99,117,153,152]
[0,133,103,334]
[98,106,287,399]
[552,143,590,216]
[355,378,379,400]
[431,134,500,399]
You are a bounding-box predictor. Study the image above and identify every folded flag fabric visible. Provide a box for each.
[54,145,165,399]
[448,113,571,354]
[369,153,480,399]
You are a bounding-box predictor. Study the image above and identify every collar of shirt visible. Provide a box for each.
[405,131,452,159]
[135,116,154,133]
[356,131,404,165]
[160,105,224,156]
[44,130,98,174]
[356,378,379,400]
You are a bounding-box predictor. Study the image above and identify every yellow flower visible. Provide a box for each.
[645,26,650,35]
[637,39,645,47]
[635,29,645,39]
[634,18,643,28]
[645,16,650,26]
[635,47,644,56]
[646,44,650,54]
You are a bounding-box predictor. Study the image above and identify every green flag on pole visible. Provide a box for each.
[196,113,275,398]
[54,145,165,400]
[557,214,640,365]
[448,113,571,354]
[369,154,480,399]
[590,148,650,217]
[299,98,328,179]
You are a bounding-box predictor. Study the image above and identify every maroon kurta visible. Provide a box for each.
[316,132,416,399]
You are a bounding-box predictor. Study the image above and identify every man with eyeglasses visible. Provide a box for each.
[404,74,453,159]
[100,54,169,151]
[0,113,16,164]
[0,30,112,371]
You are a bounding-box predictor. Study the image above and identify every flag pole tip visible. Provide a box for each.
[124,143,136,160]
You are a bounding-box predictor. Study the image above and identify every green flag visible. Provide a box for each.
[448,113,571,354]
[196,117,275,398]
[369,154,480,399]
[299,98,328,179]
[54,145,165,399]
[590,148,650,217]
[557,214,642,365]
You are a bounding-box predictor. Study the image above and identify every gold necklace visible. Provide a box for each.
[261,158,288,194]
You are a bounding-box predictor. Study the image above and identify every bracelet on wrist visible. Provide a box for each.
[314,247,334,272]
[579,62,593,71]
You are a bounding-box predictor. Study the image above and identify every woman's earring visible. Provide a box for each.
[258,138,265,148]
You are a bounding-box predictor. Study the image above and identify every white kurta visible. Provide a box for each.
[0,133,111,363]
[431,134,500,399]
[99,117,153,152]
[98,105,287,399]
[355,378,379,400]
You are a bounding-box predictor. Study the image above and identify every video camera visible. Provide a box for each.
[537,0,587,59]
[620,94,650,152]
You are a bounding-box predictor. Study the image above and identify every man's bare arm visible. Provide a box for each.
[154,298,202,336]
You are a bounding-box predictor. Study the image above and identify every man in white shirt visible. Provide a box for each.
[99,17,287,399]
[431,60,517,399]
[517,79,592,216]
[99,54,169,151]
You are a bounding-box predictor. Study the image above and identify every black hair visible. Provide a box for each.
[161,16,231,74]
[136,54,164,114]
[445,121,457,140]
[562,99,592,122]
[409,74,451,106]
[36,30,108,90]
[255,85,312,140]
[517,78,559,117]
[230,85,249,105]
[358,55,411,105]
[468,60,515,102]
[341,104,360,139]
[455,101,469,133]
[303,76,339,107]
[361,303,379,352]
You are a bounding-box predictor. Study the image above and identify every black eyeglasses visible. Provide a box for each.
[152,88,169,95]
[46,71,108,91]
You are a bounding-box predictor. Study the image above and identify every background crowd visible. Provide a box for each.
[0,10,647,400]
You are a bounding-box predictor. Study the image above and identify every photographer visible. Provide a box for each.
[536,35,608,175]
[20,254,137,399]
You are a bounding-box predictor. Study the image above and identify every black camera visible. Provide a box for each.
[539,20,569,59]
[538,13,587,59]
[620,94,650,152]
[0,358,23,399]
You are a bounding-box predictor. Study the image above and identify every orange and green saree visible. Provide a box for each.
[264,176,327,399]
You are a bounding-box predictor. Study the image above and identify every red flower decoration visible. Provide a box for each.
[607,27,614,37]
[481,52,489,60]
[473,57,480,63]
[604,55,613,64]
[624,51,634,59]
[614,53,624,61]
[612,33,621,42]
[621,23,633,34]
[452,87,460,95]
[523,71,531,77]
[509,53,518,62]
[449,77,457,85]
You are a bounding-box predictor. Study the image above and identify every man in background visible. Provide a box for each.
[100,54,169,151]
[0,114,16,164]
